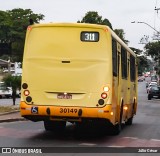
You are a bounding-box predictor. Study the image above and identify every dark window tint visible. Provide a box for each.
[130,55,136,81]
[112,39,117,76]
[121,47,127,79]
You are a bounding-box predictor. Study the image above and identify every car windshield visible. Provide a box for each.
[152,86,160,91]
[149,84,157,88]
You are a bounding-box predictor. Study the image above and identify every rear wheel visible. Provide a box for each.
[148,95,152,100]
[113,123,121,135]
[125,117,133,125]
[113,104,123,135]
[125,101,135,125]
[44,120,66,132]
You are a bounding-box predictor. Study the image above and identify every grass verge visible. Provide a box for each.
[0,106,19,113]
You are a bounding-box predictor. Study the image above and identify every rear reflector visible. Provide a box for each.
[101,92,107,99]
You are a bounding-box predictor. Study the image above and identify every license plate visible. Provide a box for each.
[57,93,72,99]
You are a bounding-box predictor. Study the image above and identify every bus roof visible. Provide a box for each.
[28,22,136,57]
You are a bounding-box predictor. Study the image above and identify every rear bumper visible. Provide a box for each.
[20,101,113,123]
[148,93,160,97]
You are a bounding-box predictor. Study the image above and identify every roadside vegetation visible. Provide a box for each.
[0,106,19,113]
[2,74,21,105]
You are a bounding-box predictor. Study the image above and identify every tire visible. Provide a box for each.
[44,120,66,132]
[126,101,135,125]
[148,95,151,100]
[113,104,123,135]
[113,123,121,135]
[125,117,133,125]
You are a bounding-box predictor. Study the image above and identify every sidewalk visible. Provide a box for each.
[0,98,26,123]
[0,111,25,123]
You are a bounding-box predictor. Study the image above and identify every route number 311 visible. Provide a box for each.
[81,32,99,42]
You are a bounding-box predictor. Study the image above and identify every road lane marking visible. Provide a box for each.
[123,137,138,139]
[150,139,160,142]
[79,143,97,146]
[107,145,125,148]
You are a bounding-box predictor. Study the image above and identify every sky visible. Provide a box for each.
[0,0,160,50]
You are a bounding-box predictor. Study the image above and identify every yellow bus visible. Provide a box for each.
[20,23,137,134]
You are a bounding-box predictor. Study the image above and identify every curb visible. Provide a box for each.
[0,110,20,116]
[0,118,26,123]
[0,111,27,123]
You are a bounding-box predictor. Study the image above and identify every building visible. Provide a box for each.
[0,59,22,80]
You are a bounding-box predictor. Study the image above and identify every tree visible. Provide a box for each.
[0,10,12,56]
[144,41,160,76]
[129,47,150,75]
[78,11,130,44]
[137,55,149,75]
[145,41,160,64]
[2,74,21,105]
[114,29,129,45]
[77,11,113,29]
[0,8,44,62]
[130,47,143,55]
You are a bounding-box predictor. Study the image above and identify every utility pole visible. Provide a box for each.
[155,7,160,13]
[131,21,160,34]
[154,7,160,40]
[131,21,160,43]
[8,57,11,74]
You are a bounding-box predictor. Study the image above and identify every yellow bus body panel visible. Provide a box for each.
[22,23,112,108]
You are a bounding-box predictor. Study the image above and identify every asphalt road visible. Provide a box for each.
[0,79,160,156]
[0,97,20,106]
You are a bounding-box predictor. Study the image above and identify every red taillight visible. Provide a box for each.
[101,92,107,99]
[24,90,30,96]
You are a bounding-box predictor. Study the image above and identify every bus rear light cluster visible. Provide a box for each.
[22,83,33,103]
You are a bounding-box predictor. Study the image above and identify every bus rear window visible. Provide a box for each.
[81,32,99,42]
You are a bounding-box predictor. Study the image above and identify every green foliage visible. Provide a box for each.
[145,41,160,63]
[130,47,143,55]
[129,47,149,75]
[137,56,149,75]
[0,8,45,62]
[2,74,21,105]
[2,74,21,91]
[77,11,113,29]
[78,11,130,44]
[114,29,129,45]
[145,41,160,76]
